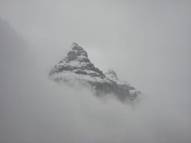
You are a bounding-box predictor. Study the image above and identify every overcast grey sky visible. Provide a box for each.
[0,0,191,143]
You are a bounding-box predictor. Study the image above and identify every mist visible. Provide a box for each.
[0,0,191,143]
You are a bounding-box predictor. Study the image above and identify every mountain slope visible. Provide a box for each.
[49,43,139,102]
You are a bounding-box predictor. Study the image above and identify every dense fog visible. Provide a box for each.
[0,0,191,143]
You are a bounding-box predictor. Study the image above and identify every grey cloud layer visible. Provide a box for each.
[0,0,191,143]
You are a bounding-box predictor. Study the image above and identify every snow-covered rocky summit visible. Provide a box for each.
[49,42,139,102]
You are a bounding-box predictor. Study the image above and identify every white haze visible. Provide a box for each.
[0,0,191,143]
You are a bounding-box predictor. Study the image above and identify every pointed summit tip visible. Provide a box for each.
[71,42,79,47]
[71,42,83,50]
[66,42,88,59]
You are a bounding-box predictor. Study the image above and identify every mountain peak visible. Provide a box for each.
[50,43,104,78]
[49,43,139,103]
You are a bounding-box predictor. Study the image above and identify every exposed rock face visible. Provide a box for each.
[49,43,139,102]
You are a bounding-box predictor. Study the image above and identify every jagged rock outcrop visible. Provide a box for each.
[49,43,139,102]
